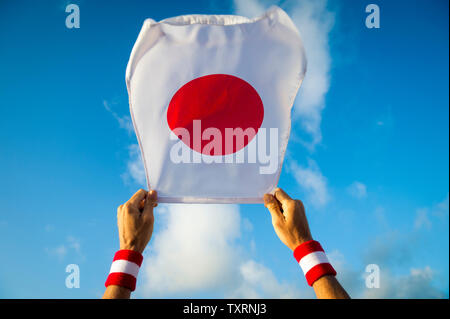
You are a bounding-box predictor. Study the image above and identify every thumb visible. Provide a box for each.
[142,190,157,222]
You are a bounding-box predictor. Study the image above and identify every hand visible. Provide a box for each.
[117,189,157,254]
[264,188,313,251]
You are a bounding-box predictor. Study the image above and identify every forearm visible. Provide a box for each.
[103,189,156,299]
[102,285,132,299]
[312,275,350,299]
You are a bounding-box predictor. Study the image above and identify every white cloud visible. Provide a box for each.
[290,159,330,208]
[139,204,241,296]
[373,206,389,229]
[414,193,449,230]
[229,260,304,298]
[45,236,83,261]
[233,0,265,16]
[363,231,413,269]
[359,223,446,298]
[121,144,146,187]
[434,193,449,219]
[45,245,67,261]
[326,248,445,299]
[103,100,134,135]
[289,0,334,148]
[67,236,81,254]
[414,208,432,230]
[326,250,365,297]
[235,0,334,148]
[363,266,445,299]
[103,100,146,187]
[137,204,303,298]
[347,181,367,199]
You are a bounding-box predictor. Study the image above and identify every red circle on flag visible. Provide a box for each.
[167,74,264,155]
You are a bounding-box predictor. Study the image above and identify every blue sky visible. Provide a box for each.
[0,0,448,298]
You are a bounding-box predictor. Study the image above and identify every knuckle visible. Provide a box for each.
[286,200,296,210]
[295,199,304,209]
[272,218,282,228]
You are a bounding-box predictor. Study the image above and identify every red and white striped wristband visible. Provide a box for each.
[105,250,143,291]
[293,240,337,286]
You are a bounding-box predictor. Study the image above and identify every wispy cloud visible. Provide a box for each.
[67,236,81,254]
[103,98,145,186]
[375,105,394,128]
[103,100,134,135]
[414,208,432,230]
[327,244,446,298]
[363,266,445,299]
[234,0,334,148]
[363,231,414,269]
[45,245,68,261]
[45,236,83,261]
[357,198,449,298]
[434,193,449,219]
[289,0,334,148]
[229,260,304,298]
[121,144,146,187]
[290,159,330,208]
[414,193,449,230]
[233,0,265,16]
[347,181,367,199]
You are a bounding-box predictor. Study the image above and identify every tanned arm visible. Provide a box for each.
[264,188,350,299]
[102,189,157,299]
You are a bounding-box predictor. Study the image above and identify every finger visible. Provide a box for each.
[264,194,284,222]
[274,188,292,203]
[145,190,158,210]
[274,188,293,211]
[138,199,145,211]
[127,189,148,208]
[142,190,157,222]
[149,190,158,207]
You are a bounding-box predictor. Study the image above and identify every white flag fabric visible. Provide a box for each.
[126,6,306,203]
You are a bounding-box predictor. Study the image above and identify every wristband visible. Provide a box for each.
[293,240,336,286]
[105,250,143,291]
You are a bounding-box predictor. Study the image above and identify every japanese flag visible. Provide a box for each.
[126,6,306,203]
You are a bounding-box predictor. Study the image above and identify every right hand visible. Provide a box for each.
[117,189,158,254]
[264,188,313,251]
